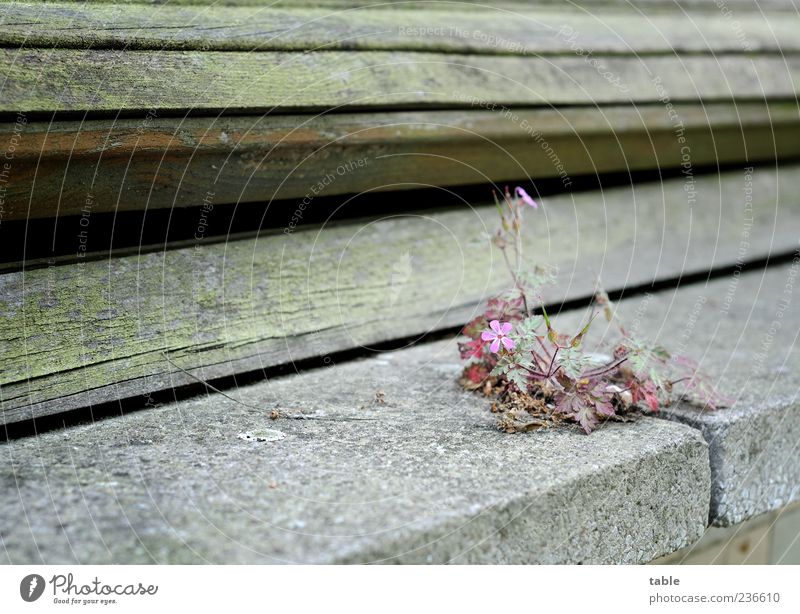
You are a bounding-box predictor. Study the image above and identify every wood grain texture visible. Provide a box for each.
[13,0,798,10]
[4,2,799,54]
[3,102,798,221]
[2,165,799,424]
[2,48,798,114]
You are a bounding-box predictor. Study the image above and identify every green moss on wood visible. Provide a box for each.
[3,3,798,54]
[2,166,800,422]
[2,48,799,114]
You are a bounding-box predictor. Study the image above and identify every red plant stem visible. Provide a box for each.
[583,356,628,378]
[497,203,533,317]
[499,245,530,317]
[547,346,561,377]
[529,348,549,373]
[535,336,553,360]
[505,190,515,217]
[520,288,530,318]
[518,363,548,378]
[514,210,523,282]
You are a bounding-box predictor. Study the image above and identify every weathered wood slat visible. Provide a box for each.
[2,165,798,424]
[14,0,796,10]
[4,3,798,54]
[3,102,798,221]
[2,49,798,114]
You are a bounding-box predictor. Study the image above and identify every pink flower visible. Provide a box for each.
[514,187,538,208]
[481,320,516,353]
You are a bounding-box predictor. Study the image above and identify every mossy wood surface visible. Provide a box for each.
[2,166,798,424]
[4,3,798,54]
[2,49,798,114]
[3,103,797,221]
[13,0,797,10]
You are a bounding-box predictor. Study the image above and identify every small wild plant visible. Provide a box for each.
[458,187,727,434]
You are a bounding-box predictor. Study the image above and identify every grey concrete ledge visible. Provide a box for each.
[0,339,709,564]
[665,400,800,527]
[608,263,800,527]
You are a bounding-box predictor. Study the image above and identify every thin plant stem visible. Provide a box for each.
[583,357,628,379]
[160,352,376,421]
[547,346,561,377]
[535,336,553,360]
[500,243,530,316]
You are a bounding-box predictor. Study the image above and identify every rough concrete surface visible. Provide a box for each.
[0,339,709,564]
[600,263,800,527]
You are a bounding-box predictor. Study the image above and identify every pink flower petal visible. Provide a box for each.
[481,331,497,341]
[501,336,516,350]
[489,319,502,334]
[514,187,538,208]
[490,338,501,353]
[499,322,513,335]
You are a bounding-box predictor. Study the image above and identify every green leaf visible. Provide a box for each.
[541,305,559,344]
[490,362,506,378]
[570,312,598,348]
[652,345,671,359]
[490,353,532,391]
[506,367,529,390]
[512,315,543,345]
[557,347,592,378]
[517,265,558,289]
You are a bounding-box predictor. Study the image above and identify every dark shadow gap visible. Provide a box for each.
[3,247,797,442]
[3,38,796,57]
[2,97,799,123]
[2,159,790,271]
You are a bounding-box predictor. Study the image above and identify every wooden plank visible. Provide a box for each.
[2,165,799,424]
[4,3,799,54]
[3,102,798,221]
[13,0,797,10]
[2,49,798,114]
